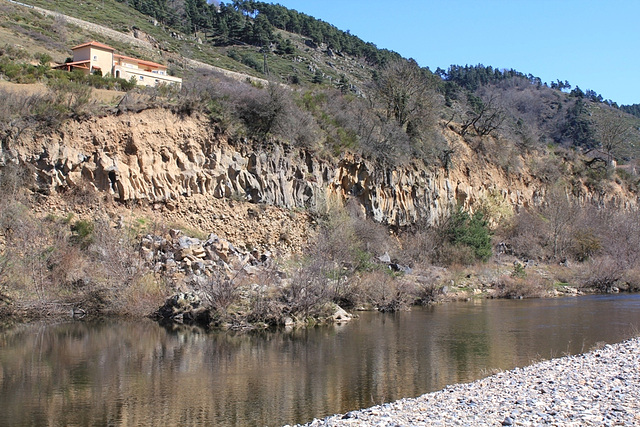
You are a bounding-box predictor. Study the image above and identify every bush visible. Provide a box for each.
[493,274,549,298]
[361,270,413,312]
[71,219,94,249]
[47,78,92,115]
[441,208,492,263]
[201,272,239,316]
[281,260,331,319]
[580,256,623,293]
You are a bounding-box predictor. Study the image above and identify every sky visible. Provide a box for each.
[266,0,640,105]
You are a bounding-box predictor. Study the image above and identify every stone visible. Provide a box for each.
[378,252,391,263]
[331,306,353,323]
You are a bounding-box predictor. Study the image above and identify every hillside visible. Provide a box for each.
[1,0,640,327]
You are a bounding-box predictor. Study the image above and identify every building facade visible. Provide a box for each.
[55,41,182,88]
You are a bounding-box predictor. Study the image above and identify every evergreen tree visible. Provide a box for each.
[445,208,492,262]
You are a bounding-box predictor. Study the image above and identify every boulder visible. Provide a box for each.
[332,306,353,323]
[154,292,211,327]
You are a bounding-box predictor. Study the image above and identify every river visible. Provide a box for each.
[1,294,639,426]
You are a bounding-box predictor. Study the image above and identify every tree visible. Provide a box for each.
[541,187,577,261]
[561,99,596,148]
[337,74,349,94]
[595,113,630,163]
[250,13,273,46]
[443,208,492,262]
[371,59,438,132]
[459,94,505,137]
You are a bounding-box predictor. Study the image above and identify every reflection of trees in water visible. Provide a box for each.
[2,297,640,426]
[0,320,365,426]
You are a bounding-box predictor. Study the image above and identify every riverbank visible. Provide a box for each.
[297,337,640,426]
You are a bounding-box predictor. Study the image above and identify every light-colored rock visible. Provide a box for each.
[4,108,639,262]
[332,306,353,323]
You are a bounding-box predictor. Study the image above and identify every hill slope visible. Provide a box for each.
[1,0,640,325]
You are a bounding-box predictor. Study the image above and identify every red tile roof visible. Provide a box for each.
[114,54,167,69]
[71,41,115,51]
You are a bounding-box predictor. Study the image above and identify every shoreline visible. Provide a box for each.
[0,288,622,328]
[297,337,640,426]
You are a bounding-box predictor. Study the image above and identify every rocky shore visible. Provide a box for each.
[297,337,640,426]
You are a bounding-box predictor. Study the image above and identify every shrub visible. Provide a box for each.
[570,229,601,262]
[47,78,92,115]
[281,260,331,320]
[441,207,492,263]
[493,274,549,298]
[621,269,640,292]
[580,256,623,293]
[361,270,413,312]
[499,210,549,261]
[71,219,95,249]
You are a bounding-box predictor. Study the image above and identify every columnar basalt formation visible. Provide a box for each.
[2,109,636,229]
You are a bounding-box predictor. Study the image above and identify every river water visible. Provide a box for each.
[1,294,639,426]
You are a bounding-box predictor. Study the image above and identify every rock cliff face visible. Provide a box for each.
[2,109,636,234]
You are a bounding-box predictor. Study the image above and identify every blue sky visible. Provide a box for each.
[266,1,640,105]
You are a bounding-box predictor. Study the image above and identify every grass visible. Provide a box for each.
[19,0,163,40]
[8,0,371,89]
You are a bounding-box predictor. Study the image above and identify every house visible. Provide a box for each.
[54,41,182,88]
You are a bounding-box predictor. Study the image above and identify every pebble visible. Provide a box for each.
[295,337,640,426]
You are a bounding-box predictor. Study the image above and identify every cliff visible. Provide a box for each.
[2,108,637,253]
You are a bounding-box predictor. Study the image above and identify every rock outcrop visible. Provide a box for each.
[3,108,637,233]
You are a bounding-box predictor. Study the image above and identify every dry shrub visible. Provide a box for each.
[246,284,284,326]
[232,262,286,325]
[201,272,239,315]
[277,248,336,320]
[361,270,414,312]
[115,90,154,113]
[179,70,319,147]
[436,242,477,267]
[89,218,143,290]
[0,89,62,144]
[570,228,602,262]
[0,205,71,301]
[620,269,640,292]
[411,268,450,304]
[599,209,640,268]
[493,273,550,299]
[580,256,623,292]
[314,195,393,273]
[118,274,169,316]
[349,203,393,256]
[398,227,438,266]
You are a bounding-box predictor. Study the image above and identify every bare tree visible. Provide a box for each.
[370,59,439,132]
[541,186,578,261]
[594,113,630,164]
[460,94,505,137]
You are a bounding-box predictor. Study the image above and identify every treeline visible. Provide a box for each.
[438,64,543,92]
[118,0,401,66]
[439,64,619,106]
[621,103,640,118]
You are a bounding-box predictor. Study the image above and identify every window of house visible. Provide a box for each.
[93,55,98,61]
[139,76,144,80]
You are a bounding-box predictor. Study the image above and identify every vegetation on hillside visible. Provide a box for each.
[1,0,640,325]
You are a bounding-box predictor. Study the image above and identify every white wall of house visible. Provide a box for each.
[113,65,182,87]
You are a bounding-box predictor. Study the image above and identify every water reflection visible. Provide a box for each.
[1,294,639,426]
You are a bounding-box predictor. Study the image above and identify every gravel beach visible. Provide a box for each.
[296,337,640,426]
